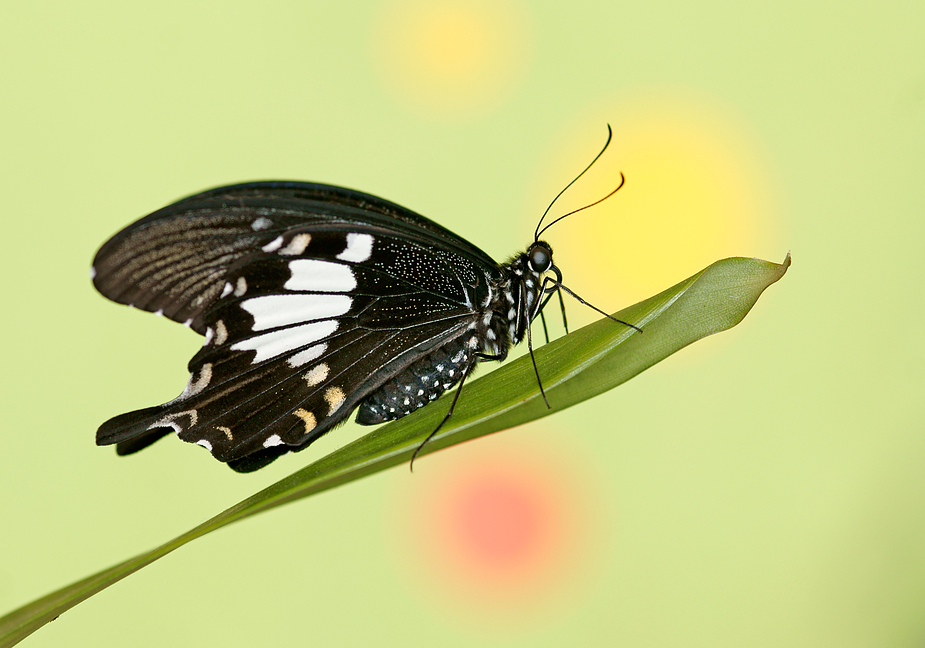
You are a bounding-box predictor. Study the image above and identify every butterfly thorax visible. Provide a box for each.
[496,247,548,348]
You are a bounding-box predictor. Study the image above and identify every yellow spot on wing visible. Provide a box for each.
[293,408,317,433]
[324,386,346,414]
[216,426,233,440]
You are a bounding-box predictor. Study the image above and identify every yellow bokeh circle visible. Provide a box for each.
[531,95,781,326]
[371,0,530,119]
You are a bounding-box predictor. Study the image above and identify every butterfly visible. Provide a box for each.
[92,128,639,472]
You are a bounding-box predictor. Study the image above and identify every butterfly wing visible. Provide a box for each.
[93,182,501,470]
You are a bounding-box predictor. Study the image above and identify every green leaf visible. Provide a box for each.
[0,254,790,647]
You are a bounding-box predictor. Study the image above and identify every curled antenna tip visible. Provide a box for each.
[534,125,616,241]
[535,171,626,240]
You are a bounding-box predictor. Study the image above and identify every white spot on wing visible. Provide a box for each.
[183,318,193,327]
[221,282,233,298]
[196,439,213,451]
[251,217,272,231]
[214,320,228,345]
[285,259,357,292]
[154,309,164,317]
[240,294,351,331]
[336,233,374,263]
[172,363,212,401]
[302,362,329,386]
[279,233,311,256]
[263,434,283,448]
[288,343,327,368]
[152,419,181,433]
[149,410,198,434]
[89,266,97,280]
[234,276,247,297]
[262,235,284,253]
[232,320,338,363]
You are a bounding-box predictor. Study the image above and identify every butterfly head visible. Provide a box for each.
[527,240,553,274]
[496,241,558,347]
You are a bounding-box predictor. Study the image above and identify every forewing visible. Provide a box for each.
[91,182,501,334]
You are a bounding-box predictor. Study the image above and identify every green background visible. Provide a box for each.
[2,1,923,646]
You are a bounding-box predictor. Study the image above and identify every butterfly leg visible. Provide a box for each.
[534,264,566,326]
[539,309,550,344]
[546,279,642,333]
[409,350,505,471]
[535,271,569,335]
[557,286,568,334]
[516,277,555,410]
[525,309,552,410]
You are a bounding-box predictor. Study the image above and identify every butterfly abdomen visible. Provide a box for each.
[356,330,480,424]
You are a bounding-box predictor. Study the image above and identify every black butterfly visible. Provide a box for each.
[92,130,638,472]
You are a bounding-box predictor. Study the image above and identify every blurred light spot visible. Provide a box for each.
[442,462,559,582]
[371,0,530,119]
[385,430,605,627]
[532,93,783,326]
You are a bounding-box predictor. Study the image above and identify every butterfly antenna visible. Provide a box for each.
[536,172,625,240]
[534,124,615,241]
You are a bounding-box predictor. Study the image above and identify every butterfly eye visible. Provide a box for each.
[528,242,552,273]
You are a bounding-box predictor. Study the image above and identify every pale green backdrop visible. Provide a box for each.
[1,1,923,646]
